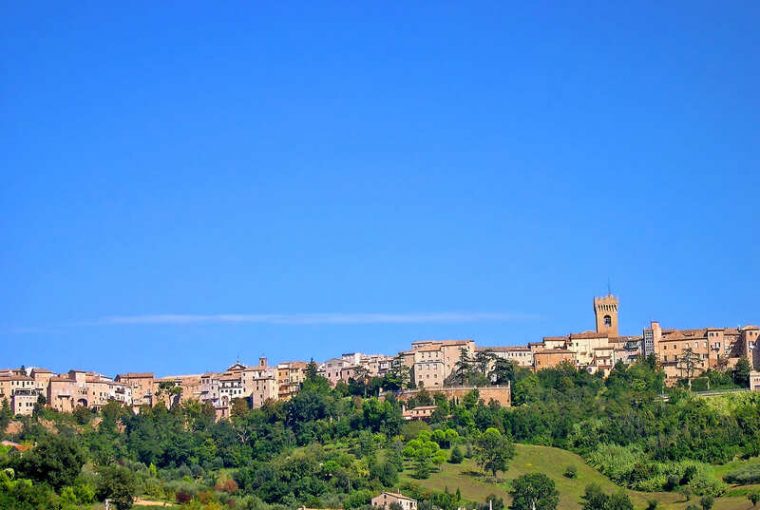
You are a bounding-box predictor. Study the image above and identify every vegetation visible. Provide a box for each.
[0,357,758,509]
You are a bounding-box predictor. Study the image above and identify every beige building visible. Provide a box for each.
[11,388,40,416]
[0,374,35,404]
[533,349,574,370]
[277,361,308,400]
[750,372,760,392]
[48,371,91,413]
[115,372,156,408]
[410,339,475,388]
[479,346,534,367]
[320,358,355,387]
[371,492,418,510]
[648,321,757,380]
[30,367,54,397]
[402,405,436,421]
[568,331,610,366]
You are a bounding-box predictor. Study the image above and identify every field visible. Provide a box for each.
[401,444,759,510]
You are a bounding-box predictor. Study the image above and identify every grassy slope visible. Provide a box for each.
[400,444,757,510]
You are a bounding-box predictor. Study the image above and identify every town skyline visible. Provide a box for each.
[5,290,760,376]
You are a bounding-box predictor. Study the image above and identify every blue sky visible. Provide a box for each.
[1,2,758,376]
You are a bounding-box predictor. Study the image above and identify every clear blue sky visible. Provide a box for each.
[2,2,758,376]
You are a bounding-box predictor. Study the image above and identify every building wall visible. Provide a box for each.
[594,295,619,337]
[533,350,574,370]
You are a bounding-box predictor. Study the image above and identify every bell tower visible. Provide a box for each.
[594,294,619,337]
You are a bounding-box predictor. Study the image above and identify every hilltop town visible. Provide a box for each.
[3,295,759,420]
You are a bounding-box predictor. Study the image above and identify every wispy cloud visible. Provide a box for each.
[93,311,538,326]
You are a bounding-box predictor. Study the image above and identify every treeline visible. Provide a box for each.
[1,357,759,510]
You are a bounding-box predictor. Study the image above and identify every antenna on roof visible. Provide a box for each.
[607,277,612,296]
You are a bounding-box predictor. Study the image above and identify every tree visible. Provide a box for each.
[474,428,515,477]
[402,431,447,479]
[748,491,760,508]
[306,358,319,380]
[449,445,464,464]
[490,357,516,386]
[582,484,609,510]
[733,357,751,387]
[18,435,86,490]
[607,492,633,510]
[677,348,703,388]
[510,473,559,510]
[97,465,136,510]
[0,398,11,430]
[700,495,714,510]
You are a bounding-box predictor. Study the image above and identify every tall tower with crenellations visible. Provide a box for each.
[594,294,619,337]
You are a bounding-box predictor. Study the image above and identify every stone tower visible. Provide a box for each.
[594,294,619,337]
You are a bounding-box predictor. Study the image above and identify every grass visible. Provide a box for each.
[400,444,760,510]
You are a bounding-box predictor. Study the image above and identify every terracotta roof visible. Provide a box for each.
[543,336,569,341]
[661,329,707,341]
[416,345,442,352]
[0,374,33,381]
[479,346,531,352]
[116,372,154,379]
[30,367,53,374]
[376,492,416,502]
[534,349,573,355]
[570,331,609,339]
[412,339,472,346]
[49,376,75,383]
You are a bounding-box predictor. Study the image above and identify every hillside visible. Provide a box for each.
[401,444,756,510]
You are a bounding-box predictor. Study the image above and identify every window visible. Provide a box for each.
[604,315,612,327]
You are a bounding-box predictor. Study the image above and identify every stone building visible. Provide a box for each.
[594,294,619,338]
[277,361,308,400]
[371,492,418,510]
[647,321,758,380]
[115,372,155,409]
[533,349,574,370]
[478,346,533,367]
[410,339,476,388]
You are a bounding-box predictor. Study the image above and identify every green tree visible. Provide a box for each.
[733,357,751,387]
[17,435,86,490]
[97,465,136,510]
[474,428,515,477]
[402,431,447,479]
[582,484,609,510]
[449,445,464,464]
[607,492,633,510]
[700,495,714,510]
[748,491,760,508]
[510,473,559,510]
[0,398,11,429]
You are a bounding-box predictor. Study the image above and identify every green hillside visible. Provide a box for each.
[401,444,756,510]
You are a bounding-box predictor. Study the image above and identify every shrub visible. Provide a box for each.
[449,446,464,464]
[564,466,577,479]
[723,464,760,485]
[688,472,726,497]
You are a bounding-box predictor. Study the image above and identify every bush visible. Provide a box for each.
[344,489,373,509]
[449,446,464,464]
[688,472,726,497]
[723,464,760,485]
[564,466,577,479]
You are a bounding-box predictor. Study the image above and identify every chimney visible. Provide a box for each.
[259,356,267,368]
